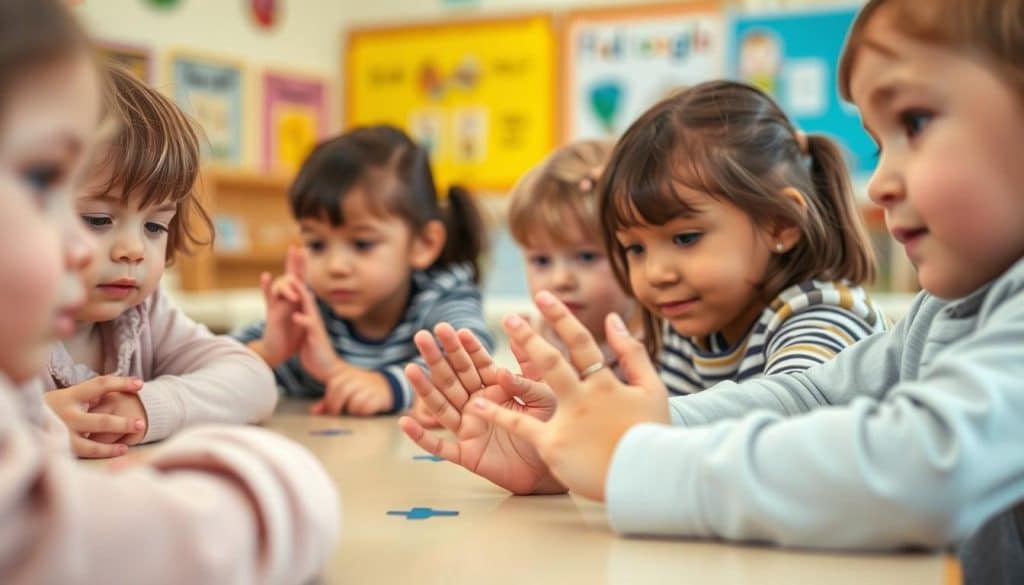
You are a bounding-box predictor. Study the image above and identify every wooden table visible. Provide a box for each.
[263,401,959,585]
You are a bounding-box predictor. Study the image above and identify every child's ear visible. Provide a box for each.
[770,187,808,253]
[410,219,447,270]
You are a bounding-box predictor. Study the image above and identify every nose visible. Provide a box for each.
[549,258,577,292]
[866,150,904,209]
[644,246,680,288]
[111,226,145,264]
[325,246,353,276]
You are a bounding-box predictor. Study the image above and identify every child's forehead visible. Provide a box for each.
[519,219,598,251]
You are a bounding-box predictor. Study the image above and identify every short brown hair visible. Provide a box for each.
[0,0,90,114]
[96,65,212,263]
[507,140,612,248]
[839,0,1024,103]
[601,80,876,355]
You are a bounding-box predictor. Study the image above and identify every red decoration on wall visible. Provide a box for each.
[249,0,278,30]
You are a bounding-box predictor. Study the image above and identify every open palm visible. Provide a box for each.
[398,324,565,495]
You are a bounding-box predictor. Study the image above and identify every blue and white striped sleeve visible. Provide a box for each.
[763,306,881,376]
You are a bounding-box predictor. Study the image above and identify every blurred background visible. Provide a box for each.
[71,0,913,335]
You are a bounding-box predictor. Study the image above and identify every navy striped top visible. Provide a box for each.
[233,263,493,412]
[659,280,888,395]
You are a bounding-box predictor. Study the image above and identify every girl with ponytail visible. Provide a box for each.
[236,124,493,417]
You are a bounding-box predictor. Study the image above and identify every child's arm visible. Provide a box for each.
[1,387,339,583]
[137,289,279,442]
[480,291,1024,550]
[661,294,923,427]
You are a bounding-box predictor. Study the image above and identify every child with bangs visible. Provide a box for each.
[42,65,278,458]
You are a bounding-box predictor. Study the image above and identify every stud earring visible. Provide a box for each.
[775,243,785,253]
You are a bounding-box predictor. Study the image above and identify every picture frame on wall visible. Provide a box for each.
[563,2,725,142]
[96,40,152,82]
[168,51,247,166]
[262,71,329,175]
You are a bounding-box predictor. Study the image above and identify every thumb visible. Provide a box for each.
[605,313,663,395]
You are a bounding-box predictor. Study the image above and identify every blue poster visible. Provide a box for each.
[728,7,875,176]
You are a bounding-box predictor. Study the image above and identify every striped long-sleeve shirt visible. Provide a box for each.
[233,263,493,413]
[658,280,888,395]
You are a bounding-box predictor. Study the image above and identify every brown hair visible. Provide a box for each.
[507,140,613,248]
[290,125,488,282]
[95,64,212,263]
[601,80,876,355]
[0,0,90,113]
[838,0,1024,103]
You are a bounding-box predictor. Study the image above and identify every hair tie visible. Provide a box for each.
[577,165,605,193]
[795,130,809,155]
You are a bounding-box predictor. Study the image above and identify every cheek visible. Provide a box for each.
[523,265,546,295]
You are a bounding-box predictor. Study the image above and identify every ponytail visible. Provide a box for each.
[437,185,487,283]
[802,134,876,286]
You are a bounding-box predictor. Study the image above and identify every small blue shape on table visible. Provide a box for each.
[387,507,459,520]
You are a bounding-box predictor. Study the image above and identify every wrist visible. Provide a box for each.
[249,339,284,368]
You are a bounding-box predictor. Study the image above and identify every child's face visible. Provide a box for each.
[299,189,426,338]
[616,190,776,343]
[72,163,175,323]
[521,219,634,343]
[850,8,1024,299]
[0,56,100,382]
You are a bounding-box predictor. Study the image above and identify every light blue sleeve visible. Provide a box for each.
[607,293,1024,549]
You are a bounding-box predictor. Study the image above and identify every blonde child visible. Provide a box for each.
[461,0,1024,582]
[42,65,278,459]
[0,0,337,581]
[235,125,493,417]
[401,80,887,493]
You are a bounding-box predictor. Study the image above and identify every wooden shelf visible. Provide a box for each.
[177,169,296,291]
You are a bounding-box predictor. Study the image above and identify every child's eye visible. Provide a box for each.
[528,254,551,268]
[304,240,326,254]
[623,244,644,257]
[899,109,933,141]
[576,250,601,264]
[673,232,702,247]
[22,164,62,192]
[81,215,112,229]
[145,222,168,235]
[354,239,377,252]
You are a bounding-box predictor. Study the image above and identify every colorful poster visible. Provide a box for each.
[263,72,328,174]
[170,53,245,166]
[96,41,152,82]
[347,16,556,192]
[729,7,875,175]
[565,3,725,141]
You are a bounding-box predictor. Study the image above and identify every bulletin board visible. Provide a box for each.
[263,70,329,175]
[346,15,557,192]
[564,3,725,142]
[728,6,875,176]
[169,50,247,167]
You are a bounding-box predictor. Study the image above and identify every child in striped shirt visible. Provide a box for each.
[401,80,884,493]
[235,126,492,417]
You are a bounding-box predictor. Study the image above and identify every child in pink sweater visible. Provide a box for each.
[0,1,339,581]
[42,65,278,458]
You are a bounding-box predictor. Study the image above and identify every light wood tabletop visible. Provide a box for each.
[261,401,960,585]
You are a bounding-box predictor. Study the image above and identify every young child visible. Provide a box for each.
[41,64,278,459]
[235,125,493,417]
[0,0,338,581]
[508,140,639,373]
[460,0,1024,582]
[401,81,887,492]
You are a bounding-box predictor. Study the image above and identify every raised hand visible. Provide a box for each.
[470,291,669,501]
[398,323,565,495]
[253,244,308,366]
[43,375,147,458]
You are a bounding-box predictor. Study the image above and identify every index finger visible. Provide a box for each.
[533,291,609,380]
[285,244,308,281]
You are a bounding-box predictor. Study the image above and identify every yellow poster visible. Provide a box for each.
[346,16,557,193]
